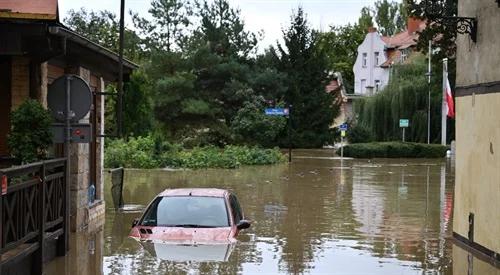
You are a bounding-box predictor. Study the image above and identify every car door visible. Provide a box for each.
[229,193,244,229]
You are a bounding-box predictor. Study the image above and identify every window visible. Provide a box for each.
[361,79,367,93]
[141,196,230,227]
[401,49,408,62]
[375,80,381,92]
[362,53,367,67]
[229,194,243,223]
[374,52,380,66]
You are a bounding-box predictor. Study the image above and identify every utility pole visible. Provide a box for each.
[427,40,432,144]
[117,0,125,137]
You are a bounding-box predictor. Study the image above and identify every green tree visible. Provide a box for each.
[64,8,145,62]
[230,99,287,147]
[358,7,375,31]
[354,55,445,143]
[195,0,259,58]
[407,0,457,85]
[276,8,338,148]
[319,24,365,93]
[7,100,53,163]
[374,0,406,36]
[131,0,193,52]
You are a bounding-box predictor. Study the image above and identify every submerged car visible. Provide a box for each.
[129,188,251,244]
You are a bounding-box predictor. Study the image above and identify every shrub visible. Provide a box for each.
[105,136,286,169]
[338,142,448,158]
[347,123,374,143]
[7,100,53,163]
[105,136,159,168]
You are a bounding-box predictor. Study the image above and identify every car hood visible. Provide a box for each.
[130,226,235,243]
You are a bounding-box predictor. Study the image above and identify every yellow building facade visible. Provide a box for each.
[453,0,500,263]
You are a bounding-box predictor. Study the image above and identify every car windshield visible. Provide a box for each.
[140,196,230,228]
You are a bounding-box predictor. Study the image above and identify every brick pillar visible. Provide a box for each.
[66,66,105,231]
[67,66,91,232]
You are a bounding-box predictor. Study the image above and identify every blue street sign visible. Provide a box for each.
[265,108,289,116]
[339,123,348,131]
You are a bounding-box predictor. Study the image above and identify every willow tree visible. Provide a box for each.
[354,55,444,143]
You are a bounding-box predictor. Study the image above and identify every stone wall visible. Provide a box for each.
[65,66,106,232]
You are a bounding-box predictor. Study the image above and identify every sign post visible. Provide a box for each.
[339,123,348,160]
[265,106,292,162]
[399,119,409,142]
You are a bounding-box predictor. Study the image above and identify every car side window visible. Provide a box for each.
[229,194,243,223]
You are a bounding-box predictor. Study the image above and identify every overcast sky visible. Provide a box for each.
[59,0,380,49]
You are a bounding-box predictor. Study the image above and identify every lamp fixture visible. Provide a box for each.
[424,0,477,43]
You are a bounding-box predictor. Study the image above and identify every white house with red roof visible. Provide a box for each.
[353,18,426,95]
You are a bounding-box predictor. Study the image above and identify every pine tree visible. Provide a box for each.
[276,8,338,148]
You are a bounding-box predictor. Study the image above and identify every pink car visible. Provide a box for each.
[129,188,251,244]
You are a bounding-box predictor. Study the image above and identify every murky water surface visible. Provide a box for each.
[46,150,500,274]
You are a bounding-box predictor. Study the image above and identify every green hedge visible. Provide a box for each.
[338,142,448,158]
[105,136,286,169]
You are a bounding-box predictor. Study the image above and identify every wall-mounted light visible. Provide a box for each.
[424,0,477,43]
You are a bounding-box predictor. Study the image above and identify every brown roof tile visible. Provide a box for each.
[0,0,57,20]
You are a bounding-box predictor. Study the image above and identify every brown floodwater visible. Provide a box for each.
[45,149,500,275]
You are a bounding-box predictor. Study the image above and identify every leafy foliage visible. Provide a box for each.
[407,0,457,88]
[354,55,448,143]
[64,8,145,62]
[7,100,53,163]
[347,123,374,144]
[374,0,408,36]
[104,136,285,169]
[230,99,287,147]
[319,24,366,93]
[131,0,193,52]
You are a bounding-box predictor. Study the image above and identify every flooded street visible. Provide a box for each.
[46,150,499,274]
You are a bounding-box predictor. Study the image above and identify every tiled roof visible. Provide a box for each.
[325,80,340,93]
[381,20,426,50]
[380,50,401,68]
[0,0,57,20]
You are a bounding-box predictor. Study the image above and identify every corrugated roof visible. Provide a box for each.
[0,0,57,20]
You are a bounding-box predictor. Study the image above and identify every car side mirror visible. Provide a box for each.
[236,220,251,230]
[132,218,139,228]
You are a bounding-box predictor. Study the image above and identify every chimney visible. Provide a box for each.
[368,26,377,33]
[407,17,422,34]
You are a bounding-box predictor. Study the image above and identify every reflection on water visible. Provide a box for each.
[45,150,500,274]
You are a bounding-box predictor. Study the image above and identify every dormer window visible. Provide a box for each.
[362,53,367,67]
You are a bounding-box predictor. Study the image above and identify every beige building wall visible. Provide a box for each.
[454,0,500,257]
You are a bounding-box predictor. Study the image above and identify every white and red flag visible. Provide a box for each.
[444,77,455,119]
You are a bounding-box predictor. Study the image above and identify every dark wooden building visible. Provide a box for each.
[0,1,137,273]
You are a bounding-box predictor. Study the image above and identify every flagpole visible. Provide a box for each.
[427,40,432,144]
[441,58,448,146]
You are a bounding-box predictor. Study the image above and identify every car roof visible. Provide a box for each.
[159,188,229,198]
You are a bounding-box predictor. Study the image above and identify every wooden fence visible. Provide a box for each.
[0,158,68,275]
